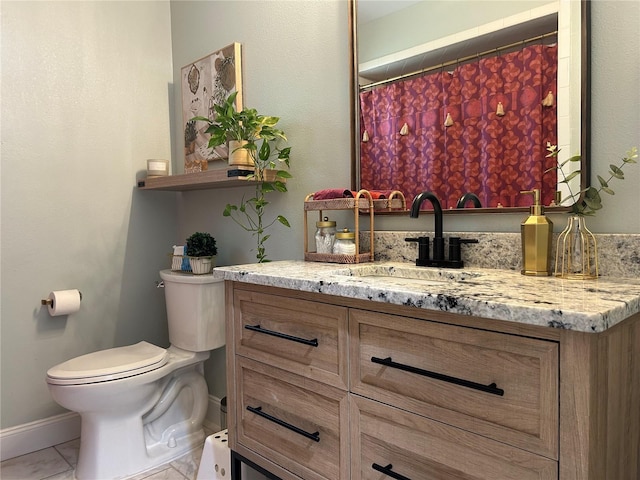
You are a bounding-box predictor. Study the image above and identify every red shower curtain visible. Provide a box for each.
[360,43,558,209]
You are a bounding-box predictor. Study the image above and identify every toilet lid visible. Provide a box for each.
[47,341,168,385]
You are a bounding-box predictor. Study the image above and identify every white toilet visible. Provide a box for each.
[46,270,225,480]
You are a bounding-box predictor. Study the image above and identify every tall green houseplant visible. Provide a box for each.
[193,92,292,263]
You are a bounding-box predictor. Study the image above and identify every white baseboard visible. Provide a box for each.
[1,395,225,462]
[0,412,81,462]
[203,394,224,433]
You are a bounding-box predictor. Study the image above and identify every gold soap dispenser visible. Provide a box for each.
[520,189,553,276]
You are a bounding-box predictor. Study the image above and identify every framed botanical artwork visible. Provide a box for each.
[181,43,243,171]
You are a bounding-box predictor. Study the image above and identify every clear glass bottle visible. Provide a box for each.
[333,228,356,255]
[315,217,336,254]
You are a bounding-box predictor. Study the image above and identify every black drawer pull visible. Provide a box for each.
[372,463,411,480]
[246,406,320,442]
[371,356,504,396]
[245,324,318,347]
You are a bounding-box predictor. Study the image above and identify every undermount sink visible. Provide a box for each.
[334,264,483,283]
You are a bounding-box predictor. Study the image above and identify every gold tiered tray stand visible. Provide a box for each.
[303,190,406,264]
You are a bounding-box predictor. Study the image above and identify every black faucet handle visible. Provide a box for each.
[448,237,479,262]
[405,236,430,266]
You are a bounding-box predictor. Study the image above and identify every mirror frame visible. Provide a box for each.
[349,0,590,215]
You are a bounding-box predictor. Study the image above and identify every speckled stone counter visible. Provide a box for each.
[214,260,640,334]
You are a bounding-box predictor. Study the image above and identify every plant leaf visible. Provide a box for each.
[223,204,237,217]
[583,196,602,210]
[596,175,609,188]
[278,147,291,158]
[557,170,580,184]
[277,215,291,227]
[583,187,602,210]
[602,187,615,195]
[276,170,293,179]
[609,164,624,179]
[584,186,601,200]
[259,140,271,161]
[273,181,287,192]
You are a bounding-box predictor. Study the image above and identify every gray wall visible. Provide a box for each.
[1,0,638,433]
[1,1,177,429]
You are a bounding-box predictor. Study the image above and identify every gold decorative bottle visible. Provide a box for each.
[520,189,553,276]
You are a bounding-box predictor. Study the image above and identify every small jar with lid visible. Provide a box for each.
[315,217,336,254]
[333,228,356,255]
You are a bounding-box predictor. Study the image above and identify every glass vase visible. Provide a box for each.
[555,215,599,279]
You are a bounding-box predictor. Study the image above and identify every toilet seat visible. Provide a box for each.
[47,341,168,386]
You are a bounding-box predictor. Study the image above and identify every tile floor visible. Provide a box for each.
[0,428,215,480]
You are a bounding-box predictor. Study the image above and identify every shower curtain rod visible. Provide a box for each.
[359,30,558,92]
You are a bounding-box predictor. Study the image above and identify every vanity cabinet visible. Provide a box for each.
[236,357,349,480]
[350,309,559,460]
[351,396,557,480]
[226,282,640,480]
[229,288,350,479]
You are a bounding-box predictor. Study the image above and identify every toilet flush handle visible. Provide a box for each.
[155,281,165,289]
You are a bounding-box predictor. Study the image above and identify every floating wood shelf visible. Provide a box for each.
[137,167,282,191]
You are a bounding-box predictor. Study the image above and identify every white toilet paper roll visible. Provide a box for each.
[47,289,81,316]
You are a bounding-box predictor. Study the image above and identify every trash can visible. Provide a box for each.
[220,396,227,430]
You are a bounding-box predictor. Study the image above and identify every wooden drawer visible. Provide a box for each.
[236,357,349,480]
[351,395,557,480]
[350,309,559,459]
[234,289,348,389]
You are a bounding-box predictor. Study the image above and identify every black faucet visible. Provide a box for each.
[406,191,478,268]
[409,191,445,260]
[456,192,482,209]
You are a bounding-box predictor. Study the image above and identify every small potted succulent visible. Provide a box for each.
[185,232,217,274]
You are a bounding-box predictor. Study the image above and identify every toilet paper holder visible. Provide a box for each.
[41,291,83,306]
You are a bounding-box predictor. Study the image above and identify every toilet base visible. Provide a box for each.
[74,416,205,480]
[61,351,211,480]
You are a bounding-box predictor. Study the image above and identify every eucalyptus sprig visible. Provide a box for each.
[546,143,637,216]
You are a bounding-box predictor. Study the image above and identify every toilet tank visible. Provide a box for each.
[159,270,225,352]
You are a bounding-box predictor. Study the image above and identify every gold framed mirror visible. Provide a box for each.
[349,0,590,214]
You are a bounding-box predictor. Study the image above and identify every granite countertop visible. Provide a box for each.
[213,261,640,333]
